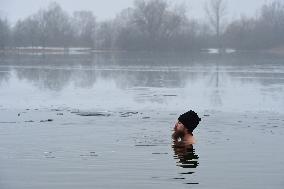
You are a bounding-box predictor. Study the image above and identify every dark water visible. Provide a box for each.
[0,52,284,189]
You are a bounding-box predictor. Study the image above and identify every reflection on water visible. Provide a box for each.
[172,142,199,184]
[1,52,284,189]
[172,143,199,169]
[0,52,284,112]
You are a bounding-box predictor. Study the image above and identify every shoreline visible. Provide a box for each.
[0,47,126,55]
[1,47,284,55]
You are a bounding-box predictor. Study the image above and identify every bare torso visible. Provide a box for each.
[172,132,196,145]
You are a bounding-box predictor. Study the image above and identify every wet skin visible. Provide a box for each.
[172,121,196,145]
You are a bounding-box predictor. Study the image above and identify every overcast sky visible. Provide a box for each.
[0,0,272,23]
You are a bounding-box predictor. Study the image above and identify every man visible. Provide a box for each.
[172,110,201,145]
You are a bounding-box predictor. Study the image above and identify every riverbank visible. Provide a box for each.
[0,47,128,55]
[0,47,92,55]
[2,46,284,56]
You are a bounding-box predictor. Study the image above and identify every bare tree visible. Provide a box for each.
[72,11,96,48]
[115,0,192,51]
[132,0,168,49]
[258,1,284,48]
[6,0,284,51]
[205,0,227,49]
[13,16,41,48]
[0,17,10,49]
[224,16,258,50]
[95,21,116,50]
[224,0,284,50]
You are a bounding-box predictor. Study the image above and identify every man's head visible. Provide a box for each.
[178,110,201,133]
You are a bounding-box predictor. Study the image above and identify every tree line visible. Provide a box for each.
[0,0,284,51]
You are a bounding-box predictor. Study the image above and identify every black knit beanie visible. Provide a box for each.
[178,110,201,132]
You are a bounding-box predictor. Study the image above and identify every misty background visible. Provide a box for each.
[0,0,268,22]
[1,1,284,189]
[0,0,283,51]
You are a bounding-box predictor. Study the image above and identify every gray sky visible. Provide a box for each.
[0,0,272,23]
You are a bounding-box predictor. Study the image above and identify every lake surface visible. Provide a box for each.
[0,52,284,189]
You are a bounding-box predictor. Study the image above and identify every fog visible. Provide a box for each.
[1,0,283,51]
[1,1,284,189]
[1,0,268,23]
